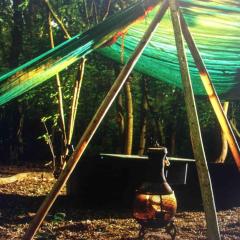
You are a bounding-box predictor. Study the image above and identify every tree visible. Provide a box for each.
[124,79,134,154]
[215,102,229,163]
[138,76,148,155]
[8,0,25,163]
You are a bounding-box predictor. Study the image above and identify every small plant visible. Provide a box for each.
[52,212,66,223]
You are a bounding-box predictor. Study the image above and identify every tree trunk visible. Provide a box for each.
[170,90,181,155]
[124,80,133,155]
[145,81,165,146]
[8,0,24,163]
[114,64,125,153]
[138,77,148,156]
[9,104,25,163]
[116,94,125,153]
[215,101,229,163]
[9,0,23,68]
[170,129,176,155]
[17,105,24,161]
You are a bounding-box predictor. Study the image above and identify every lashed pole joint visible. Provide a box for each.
[169,0,221,239]
[22,1,169,239]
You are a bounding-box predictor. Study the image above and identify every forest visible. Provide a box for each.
[0,0,240,239]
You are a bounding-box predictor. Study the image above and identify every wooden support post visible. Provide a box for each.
[22,1,169,239]
[169,1,221,240]
[179,11,240,170]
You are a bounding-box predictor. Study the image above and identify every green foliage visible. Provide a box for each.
[0,1,12,73]
[18,0,30,10]
[52,212,66,223]
[36,231,56,240]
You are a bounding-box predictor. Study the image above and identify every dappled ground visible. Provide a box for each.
[0,166,239,239]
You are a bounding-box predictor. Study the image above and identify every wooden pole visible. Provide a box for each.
[22,1,169,239]
[169,1,221,239]
[179,11,240,170]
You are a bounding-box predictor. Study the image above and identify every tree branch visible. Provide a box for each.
[102,0,112,21]
[230,119,240,139]
[44,0,71,39]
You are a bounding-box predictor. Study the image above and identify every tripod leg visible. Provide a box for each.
[165,222,177,240]
[138,226,145,239]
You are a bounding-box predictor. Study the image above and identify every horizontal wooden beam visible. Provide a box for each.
[100,153,195,162]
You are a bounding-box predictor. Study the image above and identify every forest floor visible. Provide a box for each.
[0,166,239,240]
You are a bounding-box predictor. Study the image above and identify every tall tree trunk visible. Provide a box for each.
[9,103,25,163]
[17,105,24,162]
[114,64,124,153]
[170,128,176,155]
[9,0,23,68]
[145,81,165,145]
[170,90,181,155]
[116,94,125,153]
[138,77,148,156]
[124,80,133,155]
[8,0,24,163]
[215,101,229,163]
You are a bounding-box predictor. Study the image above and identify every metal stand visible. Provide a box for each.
[138,221,177,240]
[165,222,177,240]
[139,226,145,239]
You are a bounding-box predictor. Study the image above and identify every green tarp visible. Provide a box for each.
[0,0,159,105]
[0,0,239,105]
[100,1,240,97]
